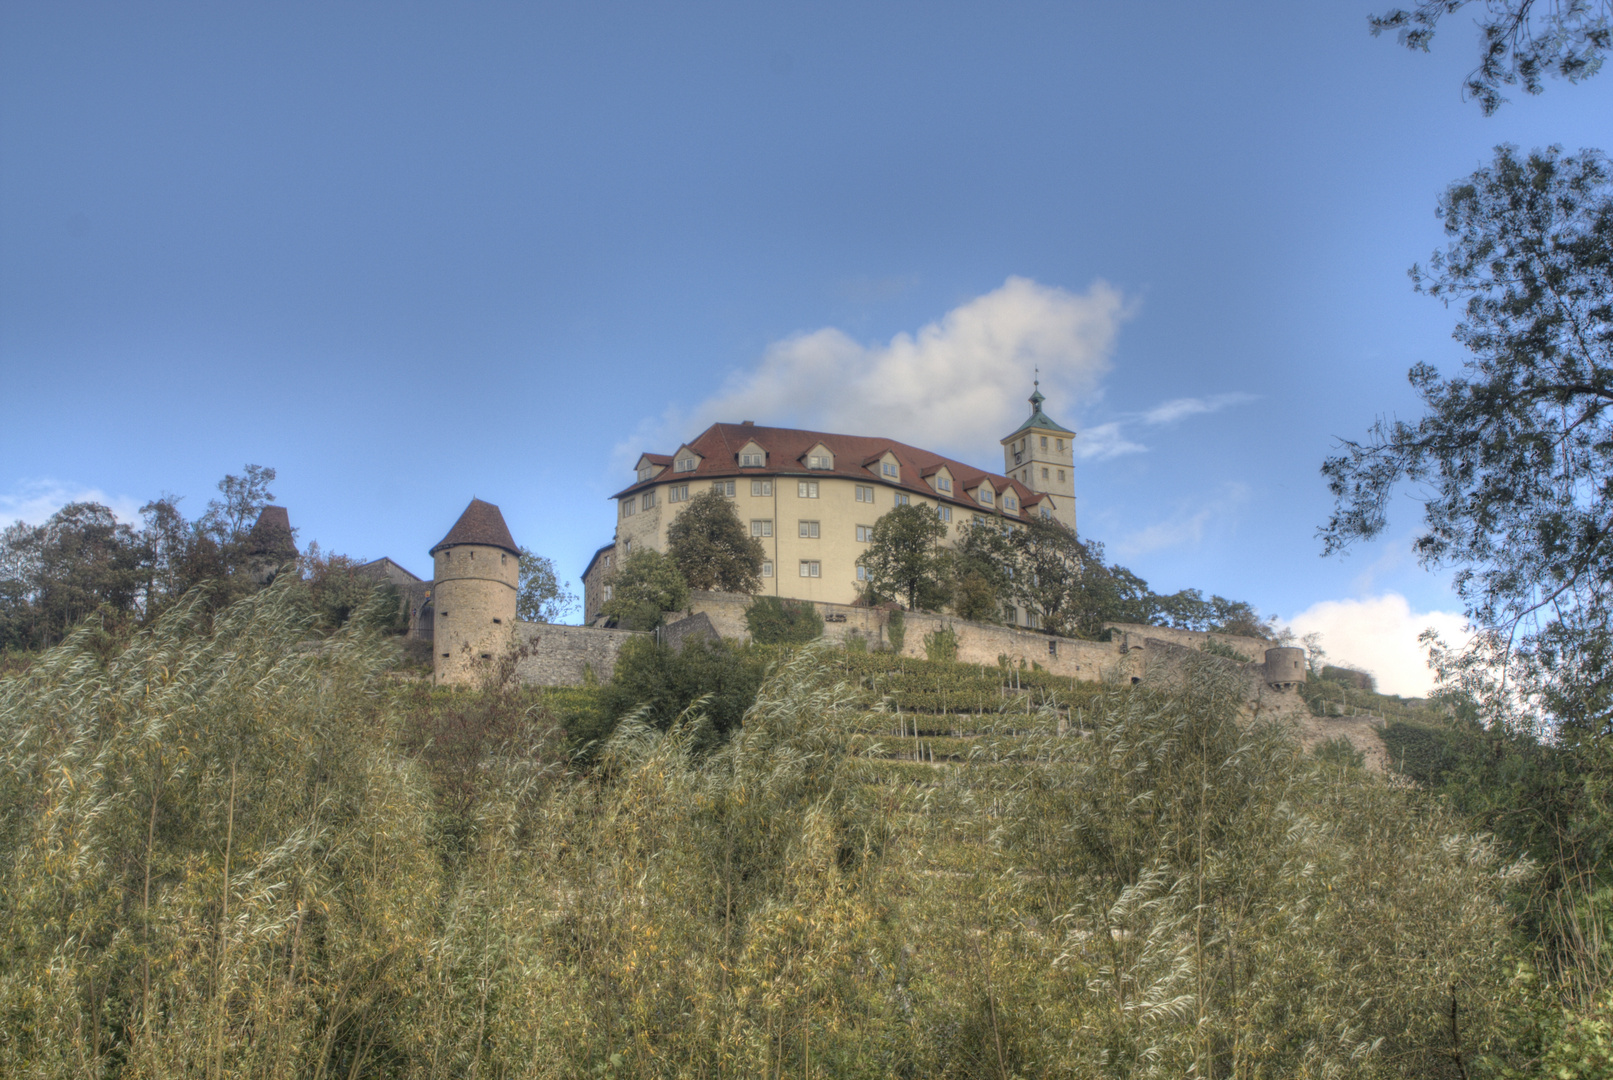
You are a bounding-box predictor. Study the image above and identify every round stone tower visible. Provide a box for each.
[1263,647,1306,690]
[430,498,520,686]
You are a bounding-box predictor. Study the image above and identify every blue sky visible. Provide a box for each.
[3,2,1609,692]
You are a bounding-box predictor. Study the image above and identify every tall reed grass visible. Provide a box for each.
[0,586,1543,1077]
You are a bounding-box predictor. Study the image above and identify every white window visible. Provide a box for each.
[881,461,898,478]
[799,560,821,578]
[973,513,984,524]
[798,481,819,498]
[712,480,735,496]
[1040,506,1052,519]
[675,457,697,473]
[762,561,773,578]
[741,452,764,467]
[621,499,636,518]
[936,477,951,492]
[603,584,613,601]
[857,565,870,582]
[895,493,910,507]
[668,484,689,502]
[937,505,952,523]
[798,520,820,538]
[980,488,994,506]
[637,466,654,481]
[809,454,830,469]
[855,524,874,542]
[855,484,874,502]
[1004,496,1017,511]
[751,519,773,537]
[751,479,772,496]
[641,491,656,510]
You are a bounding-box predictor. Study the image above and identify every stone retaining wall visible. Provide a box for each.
[513,622,646,686]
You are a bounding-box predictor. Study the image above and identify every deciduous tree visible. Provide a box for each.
[1322,145,1613,733]
[857,504,949,610]
[516,547,578,623]
[1371,0,1610,113]
[601,549,690,630]
[666,490,765,593]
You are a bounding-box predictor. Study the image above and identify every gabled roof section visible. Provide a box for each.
[1005,386,1075,438]
[430,498,519,557]
[356,557,423,584]
[635,453,671,471]
[608,422,1045,520]
[582,542,616,581]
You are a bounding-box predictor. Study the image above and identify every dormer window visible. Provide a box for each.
[809,454,830,469]
[937,477,951,492]
[979,488,994,506]
[881,462,898,478]
[1004,495,1017,510]
[675,457,697,473]
[638,466,654,481]
[741,452,764,467]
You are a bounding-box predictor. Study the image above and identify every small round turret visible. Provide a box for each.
[1264,647,1306,690]
[430,498,519,686]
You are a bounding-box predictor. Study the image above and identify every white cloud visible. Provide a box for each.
[1284,593,1470,698]
[624,276,1131,463]
[0,480,143,527]
[1141,392,1256,426]
[1075,421,1148,461]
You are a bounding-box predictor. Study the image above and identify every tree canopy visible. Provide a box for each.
[856,504,949,610]
[1371,0,1610,113]
[517,547,578,623]
[665,490,765,593]
[600,549,689,630]
[1322,144,1613,734]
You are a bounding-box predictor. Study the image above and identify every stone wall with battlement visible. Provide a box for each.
[1102,622,1275,664]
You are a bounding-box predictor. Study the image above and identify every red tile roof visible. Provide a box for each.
[430,498,519,556]
[611,422,1050,521]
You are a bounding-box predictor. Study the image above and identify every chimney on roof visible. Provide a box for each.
[741,420,754,426]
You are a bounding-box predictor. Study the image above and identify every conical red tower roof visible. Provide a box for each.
[245,505,297,558]
[430,498,518,557]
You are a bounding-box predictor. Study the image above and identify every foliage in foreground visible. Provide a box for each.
[0,591,1566,1077]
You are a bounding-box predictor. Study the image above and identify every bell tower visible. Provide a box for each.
[1000,379,1078,533]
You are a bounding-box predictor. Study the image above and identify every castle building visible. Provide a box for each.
[583,387,1078,619]
[429,498,519,684]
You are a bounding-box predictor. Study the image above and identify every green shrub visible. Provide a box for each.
[922,623,958,662]
[1202,635,1251,662]
[886,608,905,651]
[583,635,768,749]
[745,595,824,645]
[1313,735,1366,769]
